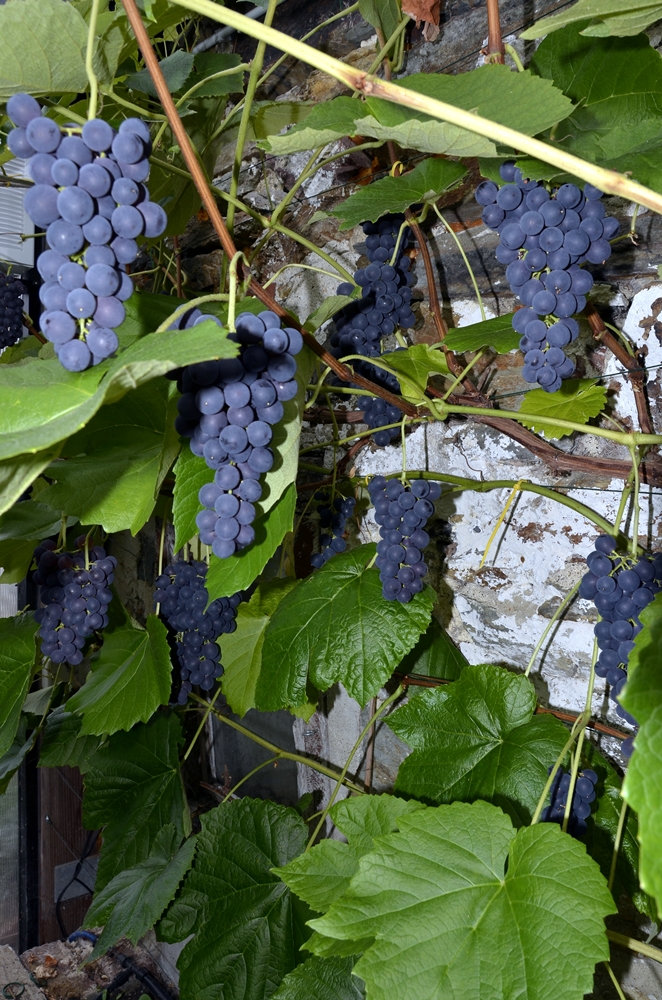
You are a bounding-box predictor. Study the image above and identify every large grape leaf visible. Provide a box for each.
[516,379,607,439]
[311,801,615,1000]
[172,449,212,552]
[444,315,520,355]
[126,50,195,96]
[259,97,360,155]
[0,446,63,519]
[379,345,449,401]
[206,483,297,601]
[331,159,466,230]
[358,0,401,41]
[67,616,172,736]
[166,798,309,1000]
[0,717,35,795]
[257,544,435,711]
[221,579,299,717]
[271,956,364,1000]
[397,618,468,681]
[0,613,38,760]
[521,0,662,38]
[85,824,197,959]
[621,593,662,916]
[39,380,180,535]
[83,713,190,891]
[0,501,77,585]
[0,321,236,461]
[39,707,102,772]
[388,665,568,824]
[0,0,88,98]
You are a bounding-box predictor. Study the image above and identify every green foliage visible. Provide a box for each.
[0,613,37,759]
[0,446,63,519]
[126,51,195,97]
[0,717,35,795]
[444,315,521,355]
[39,707,102,772]
[83,713,190,891]
[164,798,309,1000]
[389,665,569,823]
[516,379,607,439]
[379,344,449,401]
[330,158,467,230]
[0,0,88,99]
[85,825,197,959]
[358,0,401,41]
[521,0,662,38]
[311,801,615,1000]
[271,956,364,1000]
[190,53,245,98]
[172,449,212,551]
[221,579,299,717]
[257,544,434,710]
[67,616,172,736]
[305,295,360,332]
[39,380,180,535]
[259,97,359,155]
[0,502,76,585]
[621,593,662,915]
[206,482,297,600]
[397,618,468,680]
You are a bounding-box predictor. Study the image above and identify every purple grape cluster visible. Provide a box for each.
[154,560,241,704]
[541,767,597,838]
[476,162,620,393]
[330,214,415,447]
[368,476,440,602]
[33,536,116,665]
[579,535,662,756]
[6,92,166,371]
[310,490,356,569]
[171,308,302,559]
[0,272,26,349]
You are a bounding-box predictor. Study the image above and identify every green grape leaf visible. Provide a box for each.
[0,446,63,518]
[353,113,496,158]
[516,379,607,439]
[358,0,401,40]
[271,956,364,1000]
[0,0,88,98]
[259,97,359,155]
[126,50,194,96]
[278,795,424,914]
[85,825,197,959]
[0,613,38,760]
[257,544,434,710]
[521,0,662,38]
[221,579,299,717]
[117,291,186,351]
[83,713,190,891]
[0,717,35,795]
[66,616,172,737]
[311,801,615,1000]
[305,295,360,333]
[172,449,212,552]
[621,592,662,916]
[39,707,102,772]
[206,482,297,601]
[331,158,467,230]
[398,618,468,681]
[0,502,76,585]
[388,665,569,824]
[39,380,180,535]
[169,798,309,998]
[0,322,236,462]
[379,344,449,400]
[444,315,520,355]
[190,52,245,98]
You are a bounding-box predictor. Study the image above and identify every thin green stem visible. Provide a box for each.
[530,711,588,825]
[400,415,407,483]
[155,293,230,332]
[304,366,333,409]
[432,204,486,321]
[366,16,410,76]
[442,348,485,401]
[329,401,340,499]
[629,446,641,556]
[299,417,428,454]
[103,86,168,120]
[525,579,581,678]
[614,471,634,533]
[608,798,628,893]
[85,0,103,120]
[191,695,366,794]
[504,43,525,72]
[562,638,597,834]
[264,262,350,290]
[607,931,662,966]
[306,685,404,849]
[313,385,377,399]
[183,688,223,762]
[604,963,627,1000]
[629,203,640,237]
[41,100,88,125]
[227,251,247,331]
[227,0,279,239]
[269,147,322,229]
[221,756,281,805]
[273,222,355,282]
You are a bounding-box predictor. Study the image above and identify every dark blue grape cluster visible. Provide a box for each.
[476,162,620,392]
[330,214,415,447]
[171,308,302,559]
[541,767,598,838]
[579,536,662,756]
[6,92,166,371]
[0,272,26,349]
[33,536,116,665]
[310,490,356,569]
[154,560,242,705]
[368,476,440,602]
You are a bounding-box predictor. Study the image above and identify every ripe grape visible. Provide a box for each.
[310,491,356,568]
[368,475,440,602]
[0,272,26,349]
[541,767,598,838]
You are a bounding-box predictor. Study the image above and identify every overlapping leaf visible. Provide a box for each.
[397,618,468,680]
[521,0,662,39]
[379,344,449,401]
[0,613,38,759]
[0,0,88,98]
[39,707,102,772]
[0,446,63,519]
[516,379,607,439]
[0,501,76,585]
[271,956,364,1000]
[444,315,520,355]
[172,449,214,552]
[388,665,569,823]
[257,545,434,710]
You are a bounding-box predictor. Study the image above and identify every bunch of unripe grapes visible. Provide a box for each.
[476,161,619,393]
[171,307,302,559]
[541,767,598,838]
[33,536,116,664]
[0,272,26,349]
[154,560,241,705]
[368,476,440,602]
[310,490,356,569]
[6,93,166,371]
